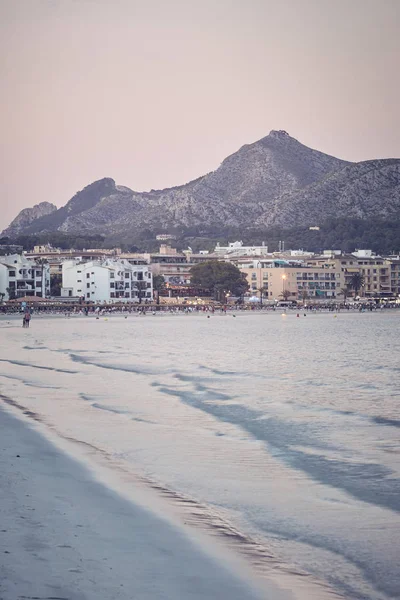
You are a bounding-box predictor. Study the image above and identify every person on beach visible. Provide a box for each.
[23,310,31,328]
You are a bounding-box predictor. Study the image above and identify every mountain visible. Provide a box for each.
[3,131,400,239]
[2,202,57,238]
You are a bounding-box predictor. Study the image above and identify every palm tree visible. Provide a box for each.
[257,286,268,306]
[349,273,365,298]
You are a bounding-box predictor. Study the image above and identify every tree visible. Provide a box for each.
[340,286,351,303]
[50,274,62,297]
[349,272,365,298]
[6,287,16,300]
[0,292,5,304]
[279,289,292,301]
[300,290,309,304]
[135,280,147,304]
[257,286,268,306]
[190,261,249,302]
[153,274,165,305]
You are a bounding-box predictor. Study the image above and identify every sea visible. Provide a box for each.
[1,311,399,600]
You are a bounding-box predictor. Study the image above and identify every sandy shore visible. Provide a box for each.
[0,406,288,600]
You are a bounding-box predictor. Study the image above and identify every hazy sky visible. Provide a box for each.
[1,0,399,231]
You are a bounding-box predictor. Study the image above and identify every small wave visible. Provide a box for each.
[91,403,132,415]
[372,416,400,429]
[0,358,77,374]
[0,372,62,390]
[69,353,159,375]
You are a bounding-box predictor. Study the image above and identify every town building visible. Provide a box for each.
[0,254,50,300]
[237,258,341,302]
[214,241,269,257]
[120,245,213,285]
[61,259,152,302]
[309,250,396,298]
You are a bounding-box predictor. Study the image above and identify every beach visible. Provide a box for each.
[1,311,400,600]
[0,406,279,600]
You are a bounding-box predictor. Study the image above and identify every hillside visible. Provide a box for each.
[2,131,400,239]
[2,202,57,238]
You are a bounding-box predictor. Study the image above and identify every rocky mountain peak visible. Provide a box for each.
[268,129,291,138]
[2,131,399,240]
[1,202,57,238]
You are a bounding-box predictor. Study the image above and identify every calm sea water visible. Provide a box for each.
[1,312,400,600]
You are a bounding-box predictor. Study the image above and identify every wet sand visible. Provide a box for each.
[0,406,288,600]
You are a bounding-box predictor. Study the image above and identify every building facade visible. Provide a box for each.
[214,241,269,257]
[237,259,341,302]
[61,259,152,302]
[0,254,50,300]
[309,250,398,299]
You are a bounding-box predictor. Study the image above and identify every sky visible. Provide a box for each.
[0,0,399,231]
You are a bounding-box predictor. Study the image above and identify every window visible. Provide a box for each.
[137,272,143,280]
[36,271,41,277]
[110,272,115,278]
[125,272,130,278]
[87,283,90,289]
[77,279,82,283]
[110,282,115,288]
[86,293,90,298]
[9,270,16,277]
[36,281,42,287]
[86,273,90,279]
[110,292,115,298]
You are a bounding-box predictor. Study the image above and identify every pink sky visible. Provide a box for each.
[1,0,399,231]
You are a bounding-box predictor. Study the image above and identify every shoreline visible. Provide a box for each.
[2,312,397,599]
[0,405,272,600]
[0,401,343,600]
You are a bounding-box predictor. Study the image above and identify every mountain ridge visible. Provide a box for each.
[2,130,400,239]
[2,201,57,238]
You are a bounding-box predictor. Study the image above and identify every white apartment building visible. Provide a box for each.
[61,259,153,303]
[0,254,50,300]
[214,241,269,257]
